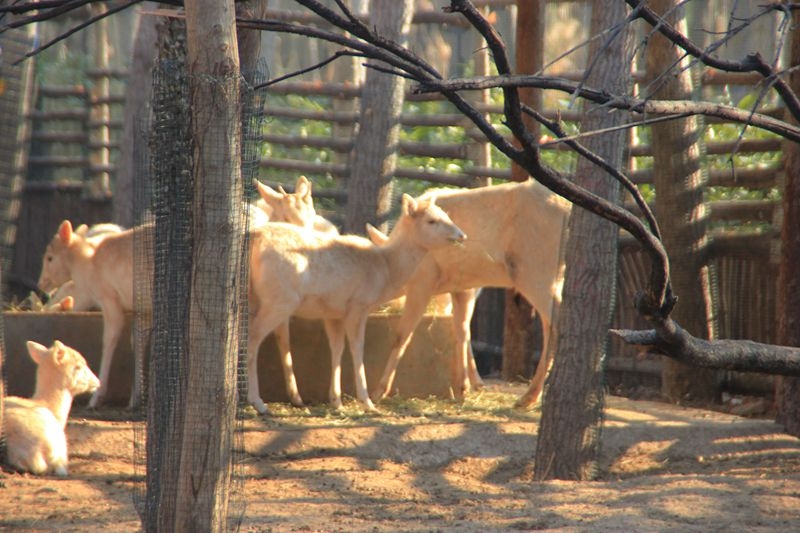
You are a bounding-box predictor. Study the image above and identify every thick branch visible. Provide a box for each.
[611,324,800,376]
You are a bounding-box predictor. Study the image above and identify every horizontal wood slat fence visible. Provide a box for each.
[7,2,783,395]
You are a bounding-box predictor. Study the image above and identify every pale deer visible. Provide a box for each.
[3,340,100,476]
[247,194,466,413]
[370,180,571,408]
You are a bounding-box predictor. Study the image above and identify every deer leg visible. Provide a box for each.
[344,313,377,412]
[323,319,346,410]
[450,289,483,398]
[371,291,429,402]
[274,320,303,407]
[90,302,125,408]
[247,307,292,414]
[515,316,552,409]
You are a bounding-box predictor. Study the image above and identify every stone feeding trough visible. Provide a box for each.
[3,311,458,407]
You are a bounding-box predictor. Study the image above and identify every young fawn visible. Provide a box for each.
[3,340,100,476]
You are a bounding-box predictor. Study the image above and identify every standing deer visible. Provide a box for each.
[247,194,466,413]
[45,223,125,312]
[38,221,153,408]
[369,179,571,408]
[36,178,330,409]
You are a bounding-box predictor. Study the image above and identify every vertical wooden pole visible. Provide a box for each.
[88,2,111,198]
[503,0,544,382]
[777,8,800,436]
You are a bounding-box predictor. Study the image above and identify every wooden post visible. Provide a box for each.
[88,2,111,198]
[645,0,718,403]
[502,0,544,382]
[777,8,800,436]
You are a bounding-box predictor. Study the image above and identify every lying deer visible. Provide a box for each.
[369,179,571,408]
[247,193,466,413]
[3,340,100,476]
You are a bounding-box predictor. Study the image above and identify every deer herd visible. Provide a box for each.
[4,175,570,476]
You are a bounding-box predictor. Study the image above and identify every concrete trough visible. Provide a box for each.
[2,311,458,407]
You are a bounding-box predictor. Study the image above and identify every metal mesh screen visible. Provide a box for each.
[131,56,267,530]
[0,268,6,464]
[0,27,36,299]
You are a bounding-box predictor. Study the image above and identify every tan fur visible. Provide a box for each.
[38,221,152,408]
[255,176,338,235]
[370,180,571,408]
[250,176,338,409]
[37,184,326,409]
[3,340,100,476]
[44,223,125,312]
[247,194,466,413]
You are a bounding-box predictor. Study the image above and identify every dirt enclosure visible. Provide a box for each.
[2,380,800,532]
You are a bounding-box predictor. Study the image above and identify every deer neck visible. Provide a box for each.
[65,240,96,286]
[33,384,73,429]
[381,221,427,295]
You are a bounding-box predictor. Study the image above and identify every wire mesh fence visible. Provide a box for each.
[130,54,267,530]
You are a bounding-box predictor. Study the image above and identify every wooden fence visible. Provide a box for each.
[5,1,784,394]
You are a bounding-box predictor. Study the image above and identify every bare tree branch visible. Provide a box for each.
[412,75,800,142]
[625,0,800,121]
[610,325,800,376]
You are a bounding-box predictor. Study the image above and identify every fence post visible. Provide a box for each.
[88,2,111,198]
[0,25,36,300]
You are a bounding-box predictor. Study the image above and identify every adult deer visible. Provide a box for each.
[247,194,466,413]
[370,179,571,408]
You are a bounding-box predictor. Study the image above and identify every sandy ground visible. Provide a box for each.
[2,380,800,532]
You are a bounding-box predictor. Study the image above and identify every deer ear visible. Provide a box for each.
[52,340,68,363]
[365,223,389,245]
[75,224,89,236]
[401,194,418,216]
[57,220,74,246]
[26,340,49,365]
[255,180,282,205]
[295,176,312,200]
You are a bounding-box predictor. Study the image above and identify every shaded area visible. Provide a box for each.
[2,382,798,532]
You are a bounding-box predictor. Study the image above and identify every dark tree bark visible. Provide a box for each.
[534,1,630,481]
[176,1,242,531]
[645,0,718,404]
[502,0,544,383]
[777,8,800,437]
[236,0,268,79]
[344,0,413,234]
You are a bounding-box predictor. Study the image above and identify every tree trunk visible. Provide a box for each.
[534,1,630,481]
[114,11,157,228]
[645,0,718,404]
[502,0,544,383]
[144,16,189,532]
[0,268,4,458]
[174,1,242,531]
[778,8,800,437]
[236,0,269,82]
[344,0,413,234]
